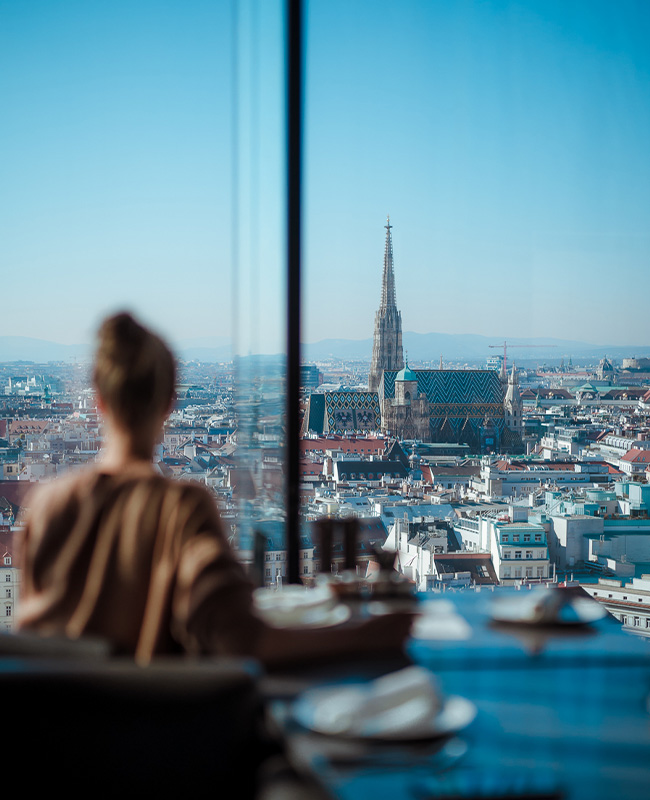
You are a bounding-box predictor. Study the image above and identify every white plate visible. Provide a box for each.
[257,603,351,629]
[292,687,476,741]
[490,595,606,626]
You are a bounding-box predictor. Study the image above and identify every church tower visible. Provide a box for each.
[368,216,404,392]
[504,364,523,434]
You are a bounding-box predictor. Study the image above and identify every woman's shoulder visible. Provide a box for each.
[24,465,219,515]
[172,477,221,510]
[24,465,98,506]
[19,466,107,530]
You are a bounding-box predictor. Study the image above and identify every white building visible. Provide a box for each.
[383,518,449,591]
[486,518,550,585]
[1,551,19,632]
[582,575,650,638]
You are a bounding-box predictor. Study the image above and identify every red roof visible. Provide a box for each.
[621,449,650,464]
[301,436,385,455]
[0,480,33,508]
[9,420,49,435]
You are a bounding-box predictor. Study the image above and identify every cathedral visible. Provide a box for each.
[302,218,524,454]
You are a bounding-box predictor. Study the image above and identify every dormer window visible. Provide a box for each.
[3,556,10,566]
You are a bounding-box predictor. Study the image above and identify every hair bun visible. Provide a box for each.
[93,312,176,436]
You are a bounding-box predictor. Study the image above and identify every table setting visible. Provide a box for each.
[260,523,650,798]
[263,585,650,800]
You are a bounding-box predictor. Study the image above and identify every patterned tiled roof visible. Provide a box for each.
[381,369,504,404]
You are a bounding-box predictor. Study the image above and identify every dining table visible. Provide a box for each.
[261,587,650,800]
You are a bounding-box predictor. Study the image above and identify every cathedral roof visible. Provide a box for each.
[381,369,504,405]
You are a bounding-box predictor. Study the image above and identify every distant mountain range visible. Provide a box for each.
[0,337,92,363]
[303,332,650,364]
[1,332,649,365]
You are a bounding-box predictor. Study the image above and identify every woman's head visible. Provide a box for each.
[93,312,176,443]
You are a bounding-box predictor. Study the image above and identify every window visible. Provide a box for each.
[535,534,542,542]
[524,534,531,543]
[4,607,10,617]
[526,551,533,559]
[1,1,646,634]
[503,551,511,559]
[5,589,10,598]
[502,535,508,543]
[515,568,522,579]
[526,568,533,578]
[537,567,544,577]
[512,536,520,543]
[515,551,522,559]
[4,575,9,582]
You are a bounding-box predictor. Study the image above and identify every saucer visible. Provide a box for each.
[292,685,476,741]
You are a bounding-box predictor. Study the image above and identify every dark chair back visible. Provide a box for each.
[4,658,266,796]
[0,630,112,659]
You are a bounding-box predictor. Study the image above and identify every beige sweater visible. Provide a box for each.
[17,467,262,663]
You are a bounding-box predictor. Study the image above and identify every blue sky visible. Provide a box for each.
[1,1,649,354]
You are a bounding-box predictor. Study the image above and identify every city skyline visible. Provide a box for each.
[1,1,649,353]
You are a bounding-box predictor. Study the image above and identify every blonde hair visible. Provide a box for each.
[93,313,176,437]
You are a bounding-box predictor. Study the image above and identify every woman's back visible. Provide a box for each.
[18,466,260,662]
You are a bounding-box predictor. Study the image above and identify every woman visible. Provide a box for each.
[18,312,412,665]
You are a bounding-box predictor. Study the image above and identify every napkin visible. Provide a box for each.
[312,666,443,738]
[411,600,472,640]
[520,589,580,623]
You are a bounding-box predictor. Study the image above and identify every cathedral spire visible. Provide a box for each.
[369,215,404,392]
[381,215,397,308]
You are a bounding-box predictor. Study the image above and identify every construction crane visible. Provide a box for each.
[489,341,557,374]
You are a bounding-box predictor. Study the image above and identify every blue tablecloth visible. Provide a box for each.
[273,590,650,800]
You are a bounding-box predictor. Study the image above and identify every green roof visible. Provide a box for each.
[396,364,417,381]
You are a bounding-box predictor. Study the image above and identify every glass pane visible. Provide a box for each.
[0,1,287,626]
[229,0,287,583]
[303,1,650,588]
